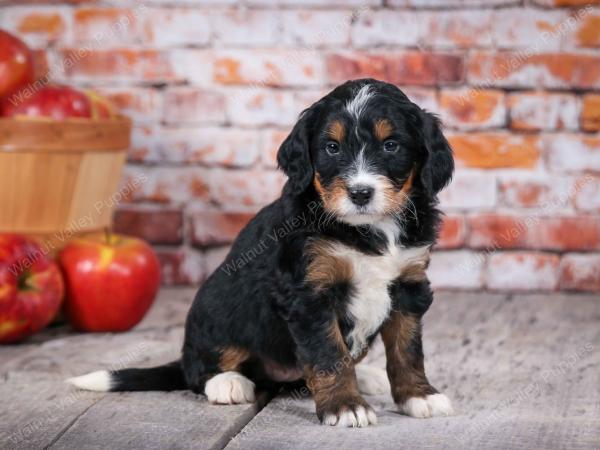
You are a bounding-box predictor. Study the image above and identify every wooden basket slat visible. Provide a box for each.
[0,117,131,238]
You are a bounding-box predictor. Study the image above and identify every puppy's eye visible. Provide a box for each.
[325,141,340,156]
[383,140,399,153]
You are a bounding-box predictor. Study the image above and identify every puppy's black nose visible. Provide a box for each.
[348,185,374,206]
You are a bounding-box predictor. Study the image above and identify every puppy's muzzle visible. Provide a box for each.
[348,184,374,207]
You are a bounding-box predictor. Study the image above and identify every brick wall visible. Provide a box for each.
[3,0,599,292]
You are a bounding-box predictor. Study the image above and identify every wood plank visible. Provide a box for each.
[0,371,104,450]
[225,292,600,450]
[49,392,263,450]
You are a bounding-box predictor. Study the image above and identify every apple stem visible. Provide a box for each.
[104,226,112,245]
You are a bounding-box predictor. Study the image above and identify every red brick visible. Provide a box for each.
[0,6,69,46]
[73,7,146,45]
[509,92,578,131]
[498,175,573,209]
[18,11,66,41]
[121,167,208,205]
[156,248,204,286]
[438,89,505,130]
[162,87,226,125]
[560,253,600,292]
[190,211,255,247]
[32,49,49,81]
[545,134,600,174]
[95,87,161,123]
[428,250,485,290]
[395,0,516,5]
[154,127,261,167]
[214,50,324,87]
[437,215,466,249]
[129,126,155,163]
[113,207,183,245]
[123,167,285,208]
[575,13,600,47]
[54,48,178,83]
[492,8,567,50]
[532,0,600,7]
[326,52,464,86]
[250,0,377,5]
[467,214,600,251]
[486,252,559,291]
[581,94,600,131]
[448,133,541,169]
[208,169,285,208]
[421,10,493,48]
[468,51,600,89]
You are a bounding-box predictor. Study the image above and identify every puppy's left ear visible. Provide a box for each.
[419,111,454,195]
[277,107,316,195]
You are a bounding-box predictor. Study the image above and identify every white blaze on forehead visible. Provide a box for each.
[348,147,377,185]
[346,84,374,120]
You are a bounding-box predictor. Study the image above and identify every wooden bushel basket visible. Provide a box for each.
[0,117,131,247]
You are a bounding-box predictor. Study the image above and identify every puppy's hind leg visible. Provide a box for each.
[182,339,256,405]
[204,371,256,404]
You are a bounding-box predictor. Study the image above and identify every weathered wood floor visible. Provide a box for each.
[1,288,599,450]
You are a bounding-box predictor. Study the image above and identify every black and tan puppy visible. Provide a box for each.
[68,78,455,427]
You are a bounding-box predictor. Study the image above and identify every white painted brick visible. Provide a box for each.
[281,10,351,47]
[486,252,559,291]
[211,9,280,47]
[145,7,210,47]
[428,250,485,290]
[509,93,579,131]
[545,134,600,174]
[226,88,299,126]
[351,10,420,48]
[438,170,497,210]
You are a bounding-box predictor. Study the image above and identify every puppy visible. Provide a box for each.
[68,79,455,427]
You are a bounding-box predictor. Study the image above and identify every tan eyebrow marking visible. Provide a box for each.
[327,120,345,142]
[374,119,393,141]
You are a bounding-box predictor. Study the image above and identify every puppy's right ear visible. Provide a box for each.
[277,107,316,195]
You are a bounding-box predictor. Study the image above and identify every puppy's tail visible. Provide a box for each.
[66,360,186,392]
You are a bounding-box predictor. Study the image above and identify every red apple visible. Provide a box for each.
[59,233,161,332]
[0,234,64,343]
[0,85,92,119]
[85,90,116,119]
[0,30,34,98]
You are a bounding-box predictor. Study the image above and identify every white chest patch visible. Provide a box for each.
[329,224,430,358]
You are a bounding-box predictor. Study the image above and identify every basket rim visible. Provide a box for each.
[0,115,132,152]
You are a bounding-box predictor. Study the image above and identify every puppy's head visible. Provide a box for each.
[277,79,453,226]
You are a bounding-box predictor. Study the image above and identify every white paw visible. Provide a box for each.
[355,365,390,395]
[323,405,377,427]
[204,372,255,404]
[426,393,454,416]
[400,393,454,418]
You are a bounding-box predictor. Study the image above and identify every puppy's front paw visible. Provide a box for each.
[400,393,454,418]
[355,365,390,395]
[320,399,377,427]
[205,371,255,404]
